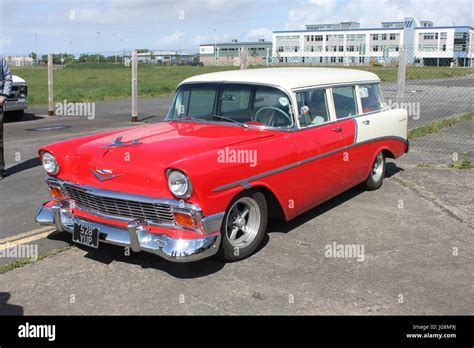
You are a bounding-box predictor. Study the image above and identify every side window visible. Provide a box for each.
[296,89,330,127]
[359,84,384,113]
[332,86,358,119]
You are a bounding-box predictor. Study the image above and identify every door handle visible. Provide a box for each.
[362,120,370,125]
[331,127,343,133]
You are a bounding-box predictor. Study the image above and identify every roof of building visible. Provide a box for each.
[273,25,473,34]
[200,41,272,46]
[179,68,380,91]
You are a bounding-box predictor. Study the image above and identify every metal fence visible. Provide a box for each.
[9,46,473,161]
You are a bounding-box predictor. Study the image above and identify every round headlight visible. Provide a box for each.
[167,170,192,198]
[42,152,59,175]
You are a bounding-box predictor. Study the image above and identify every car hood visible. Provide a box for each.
[53,121,275,196]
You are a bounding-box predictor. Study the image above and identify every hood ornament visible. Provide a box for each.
[90,168,123,182]
[101,136,141,148]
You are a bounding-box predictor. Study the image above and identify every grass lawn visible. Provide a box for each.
[408,112,474,139]
[12,63,474,105]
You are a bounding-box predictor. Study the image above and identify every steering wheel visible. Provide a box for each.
[254,107,292,127]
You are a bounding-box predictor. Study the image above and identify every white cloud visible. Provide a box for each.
[284,0,473,30]
[193,33,231,45]
[155,31,185,48]
[245,27,273,41]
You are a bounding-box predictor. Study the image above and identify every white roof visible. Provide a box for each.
[180,68,380,91]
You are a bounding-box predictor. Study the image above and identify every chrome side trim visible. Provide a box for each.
[212,136,408,192]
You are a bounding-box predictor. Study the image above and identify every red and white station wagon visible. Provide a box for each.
[35,68,409,262]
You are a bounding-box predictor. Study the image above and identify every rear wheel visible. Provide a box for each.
[363,151,386,191]
[216,191,268,262]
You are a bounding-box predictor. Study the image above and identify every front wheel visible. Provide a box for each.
[216,191,268,262]
[363,151,386,191]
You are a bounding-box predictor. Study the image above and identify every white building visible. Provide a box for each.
[5,56,34,67]
[273,18,474,67]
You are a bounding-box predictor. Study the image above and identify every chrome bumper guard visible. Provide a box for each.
[35,204,222,263]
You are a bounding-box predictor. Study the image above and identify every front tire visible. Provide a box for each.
[216,190,268,262]
[363,151,386,191]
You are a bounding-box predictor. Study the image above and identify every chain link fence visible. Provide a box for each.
[7,46,473,162]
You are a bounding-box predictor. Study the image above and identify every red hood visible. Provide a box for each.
[44,121,275,197]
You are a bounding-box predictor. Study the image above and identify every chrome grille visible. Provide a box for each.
[63,184,174,224]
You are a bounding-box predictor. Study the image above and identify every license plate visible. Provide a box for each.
[73,223,100,249]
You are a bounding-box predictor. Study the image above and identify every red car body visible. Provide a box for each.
[35,68,408,262]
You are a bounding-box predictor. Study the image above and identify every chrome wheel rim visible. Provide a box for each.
[371,152,384,182]
[225,197,261,248]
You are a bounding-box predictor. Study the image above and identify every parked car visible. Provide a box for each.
[35,68,408,262]
[3,75,28,121]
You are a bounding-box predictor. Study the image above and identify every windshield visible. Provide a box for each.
[166,83,294,129]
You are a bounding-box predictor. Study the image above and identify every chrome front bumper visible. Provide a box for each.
[35,203,222,263]
[4,99,27,112]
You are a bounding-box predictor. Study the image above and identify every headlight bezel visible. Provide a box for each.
[41,151,60,176]
[166,169,192,199]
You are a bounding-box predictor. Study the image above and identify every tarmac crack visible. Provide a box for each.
[391,175,472,230]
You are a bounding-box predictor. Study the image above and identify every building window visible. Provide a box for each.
[381,34,387,40]
[390,33,396,40]
[338,46,344,52]
[338,57,344,63]
[331,57,336,63]
[373,45,379,52]
[440,32,447,40]
[372,34,379,40]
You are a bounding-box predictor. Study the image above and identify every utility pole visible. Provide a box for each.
[131,50,138,122]
[113,34,118,63]
[48,54,54,116]
[96,31,101,62]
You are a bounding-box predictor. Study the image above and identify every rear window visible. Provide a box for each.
[359,84,384,113]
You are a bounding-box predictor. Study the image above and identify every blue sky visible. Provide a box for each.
[0,0,472,55]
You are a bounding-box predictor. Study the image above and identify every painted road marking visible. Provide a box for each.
[0,227,57,250]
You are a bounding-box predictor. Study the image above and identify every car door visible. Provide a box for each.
[331,85,374,188]
[292,88,348,212]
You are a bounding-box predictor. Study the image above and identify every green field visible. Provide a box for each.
[12,63,474,106]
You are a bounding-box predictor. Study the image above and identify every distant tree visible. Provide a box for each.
[29,52,37,60]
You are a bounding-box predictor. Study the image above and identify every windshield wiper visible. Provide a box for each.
[209,114,249,128]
